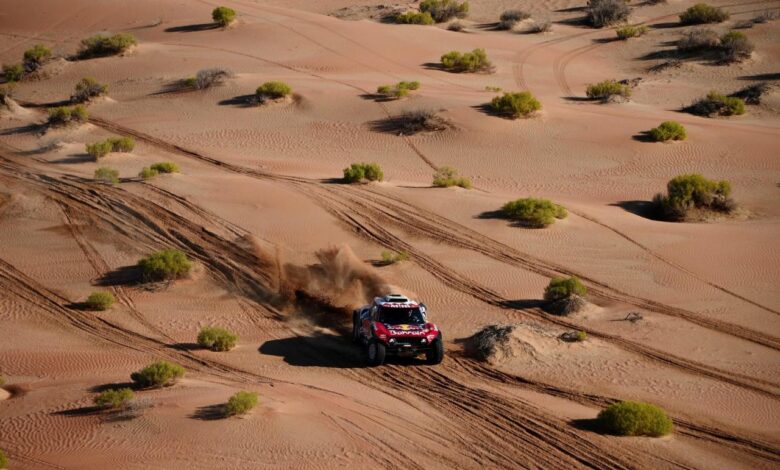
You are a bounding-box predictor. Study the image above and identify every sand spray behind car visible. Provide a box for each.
[245,236,409,329]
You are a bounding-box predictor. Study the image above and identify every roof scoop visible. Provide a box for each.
[384,294,409,303]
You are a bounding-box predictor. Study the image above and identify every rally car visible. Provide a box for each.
[352,294,444,366]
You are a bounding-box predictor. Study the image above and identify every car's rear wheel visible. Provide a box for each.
[352,312,360,343]
[367,341,386,367]
[426,336,444,365]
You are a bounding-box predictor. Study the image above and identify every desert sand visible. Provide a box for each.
[0,0,779,468]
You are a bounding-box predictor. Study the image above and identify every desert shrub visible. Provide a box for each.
[490,92,541,118]
[108,136,135,152]
[78,33,137,59]
[680,3,728,25]
[212,6,236,26]
[677,28,720,52]
[649,121,686,142]
[597,401,673,437]
[225,391,258,416]
[94,167,120,184]
[0,449,6,469]
[433,166,472,188]
[440,48,492,73]
[588,0,630,28]
[526,20,552,33]
[86,140,113,160]
[586,80,631,102]
[377,80,420,99]
[343,162,384,183]
[448,21,465,31]
[72,77,108,102]
[150,162,180,173]
[2,63,24,82]
[384,108,449,134]
[85,291,115,310]
[256,81,292,100]
[197,326,238,351]
[616,24,648,39]
[561,330,588,342]
[395,11,435,25]
[544,276,587,301]
[730,83,770,105]
[0,85,13,104]
[653,173,734,220]
[138,249,192,281]
[130,361,185,388]
[687,91,745,116]
[485,86,502,92]
[139,167,159,179]
[94,388,134,409]
[576,330,587,341]
[23,44,52,72]
[753,10,779,23]
[380,250,410,265]
[47,105,88,126]
[186,68,233,90]
[463,324,515,362]
[502,198,566,228]
[420,0,469,23]
[720,31,754,62]
[498,10,530,30]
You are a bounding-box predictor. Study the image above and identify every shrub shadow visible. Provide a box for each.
[738,72,780,81]
[167,342,202,351]
[190,403,226,420]
[570,418,605,434]
[96,265,143,286]
[88,381,137,393]
[218,94,258,108]
[421,62,447,71]
[50,154,93,164]
[53,405,104,416]
[554,16,590,27]
[164,23,221,33]
[632,131,656,142]
[555,5,587,12]
[149,80,192,96]
[0,124,44,136]
[610,201,663,220]
[497,299,546,310]
[471,103,503,118]
[650,21,682,30]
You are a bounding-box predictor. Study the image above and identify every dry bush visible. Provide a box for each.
[94,167,119,185]
[448,21,465,31]
[526,20,552,33]
[498,10,530,30]
[679,3,728,24]
[420,0,469,23]
[729,83,770,105]
[72,77,108,102]
[586,80,631,102]
[23,44,52,73]
[463,324,516,362]
[433,166,472,188]
[753,10,779,23]
[677,28,720,52]
[185,68,233,90]
[616,24,648,39]
[686,91,745,116]
[395,11,435,24]
[588,0,630,28]
[560,330,587,342]
[547,294,587,315]
[387,109,450,134]
[720,31,754,63]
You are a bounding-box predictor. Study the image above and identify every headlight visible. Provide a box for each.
[421,338,427,344]
[426,334,436,342]
[388,338,395,344]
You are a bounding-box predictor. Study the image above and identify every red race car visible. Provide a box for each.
[352,294,444,366]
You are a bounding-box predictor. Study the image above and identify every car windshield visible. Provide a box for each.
[379,306,424,325]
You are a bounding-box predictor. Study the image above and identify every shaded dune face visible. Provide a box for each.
[0,0,778,468]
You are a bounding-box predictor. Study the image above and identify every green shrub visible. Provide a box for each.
[544,276,587,301]
[343,162,384,183]
[440,48,492,73]
[680,3,729,24]
[72,77,108,102]
[0,449,6,469]
[586,80,631,102]
[225,390,258,416]
[212,6,236,26]
[588,0,630,28]
[380,250,410,265]
[139,167,159,179]
[576,330,587,342]
[78,33,137,59]
[687,91,745,116]
[420,0,469,22]
[395,11,435,25]
[377,81,420,99]
[130,360,185,388]
[197,326,238,351]
[502,198,566,227]
[86,140,113,160]
[256,81,292,100]
[138,249,193,281]
[108,136,135,152]
[720,31,754,62]
[150,162,180,174]
[597,401,673,436]
[85,291,115,310]
[490,92,541,118]
[23,44,52,71]
[2,63,24,82]
[652,173,734,220]
[649,121,686,142]
[616,24,648,39]
[433,166,472,188]
[47,105,88,126]
[94,167,120,185]
[94,388,134,409]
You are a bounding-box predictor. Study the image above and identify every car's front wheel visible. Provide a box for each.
[366,340,386,367]
[426,336,444,365]
[352,312,361,343]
